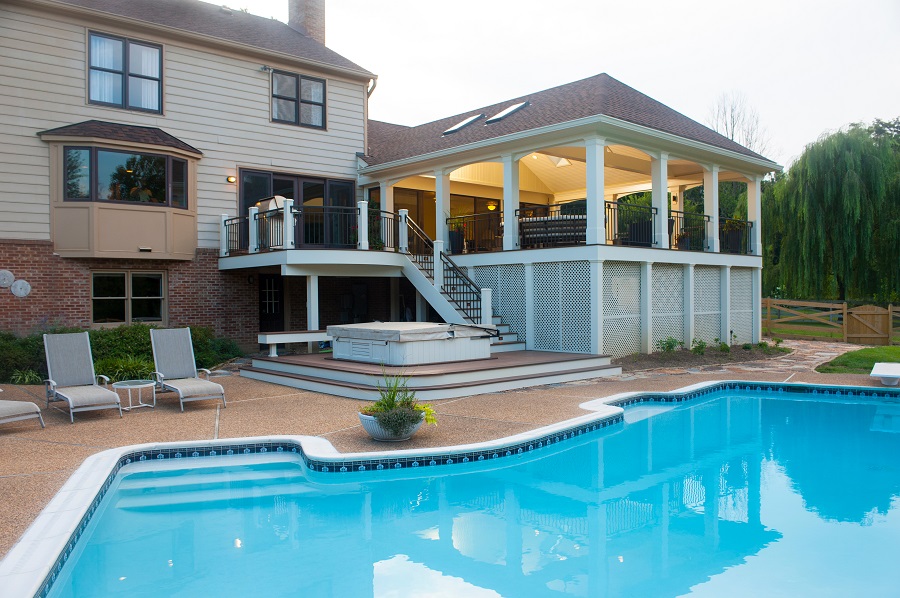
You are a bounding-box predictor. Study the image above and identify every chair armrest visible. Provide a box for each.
[198,368,212,379]
[96,375,110,386]
[44,379,57,400]
[151,371,165,387]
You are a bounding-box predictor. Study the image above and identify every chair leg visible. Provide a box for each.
[117,404,123,418]
[221,395,227,408]
[37,413,45,429]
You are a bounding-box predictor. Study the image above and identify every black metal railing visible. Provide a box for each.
[605,201,657,247]
[223,215,248,255]
[368,209,398,251]
[669,210,710,251]
[446,212,503,254]
[292,205,358,248]
[440,252,482,322]
[406,218,434,278]
[255,208,284,251]
[719,218,753,255]
[517,205,587,249]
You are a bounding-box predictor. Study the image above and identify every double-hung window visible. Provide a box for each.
[92,272,165,325]
[89,32,162,113]
[272,71,325,128]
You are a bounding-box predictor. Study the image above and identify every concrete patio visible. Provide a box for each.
[0,339,880,558]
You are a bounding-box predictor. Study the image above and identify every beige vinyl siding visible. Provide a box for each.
[0,5,367,246]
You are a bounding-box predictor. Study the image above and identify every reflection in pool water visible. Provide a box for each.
[49,393,900,597]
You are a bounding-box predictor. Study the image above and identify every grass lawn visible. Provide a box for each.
[816,346,900,374]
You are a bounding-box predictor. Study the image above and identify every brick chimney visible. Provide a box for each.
[288,0,326,45]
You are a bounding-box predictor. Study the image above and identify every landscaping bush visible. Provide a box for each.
[94,355,155,382]
[691,338,707,355]
[0,324,243,383]
[656,337,681,353]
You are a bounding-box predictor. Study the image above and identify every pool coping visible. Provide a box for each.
[3,379,898,597]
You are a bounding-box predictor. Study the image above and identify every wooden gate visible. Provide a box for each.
[846,305,891,345]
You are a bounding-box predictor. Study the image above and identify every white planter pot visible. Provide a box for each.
[358,412,423,441]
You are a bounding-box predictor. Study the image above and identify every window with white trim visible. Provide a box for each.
[272,71,325,128]
[89,32,162,113]
[92,272,166,325]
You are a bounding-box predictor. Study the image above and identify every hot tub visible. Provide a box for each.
[327,322,493,365]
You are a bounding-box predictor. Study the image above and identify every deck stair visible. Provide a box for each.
[240,351,621,401]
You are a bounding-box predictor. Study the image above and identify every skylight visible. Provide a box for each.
[485,101,528,124]
[442,114,483,135]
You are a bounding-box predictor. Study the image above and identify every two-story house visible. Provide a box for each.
[0,0,780,383]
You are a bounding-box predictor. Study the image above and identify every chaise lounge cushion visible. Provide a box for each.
[0,400,42,421]
[55,385,121,407]
[160,377,224,399]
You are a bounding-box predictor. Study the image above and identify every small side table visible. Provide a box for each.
[113,379,156,411]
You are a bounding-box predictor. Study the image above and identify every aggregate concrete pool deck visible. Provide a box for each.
[0,339,884,559]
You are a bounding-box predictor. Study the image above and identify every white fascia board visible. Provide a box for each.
[218,250,408,271]
[359,114,781,180]
[23,0,374,82]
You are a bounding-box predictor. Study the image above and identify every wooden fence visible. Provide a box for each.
[763,298,898,345]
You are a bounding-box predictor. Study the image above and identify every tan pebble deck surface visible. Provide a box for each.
[0,339,879,558]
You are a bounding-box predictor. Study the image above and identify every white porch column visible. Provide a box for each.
[379,181,394,214]
[283,199,295,249]
[502,153,520,250]
[433,239,444,289]
[480,288,492,326]
[248,206,259,253]
[525,263,535,349]
[640,262,653,353]
[590,260,604,355]
[751,267,762,343]
[747,175,762,255]
[357,200,369,250]
[585,136,607,245]
[684,264,695,346]
[219,214,228,257]
[651,153,669,248]
[434,169,450,244]
[720,266,731,344]
[703,166,720,252]
[398,209,409,253]
[307,274,319,352]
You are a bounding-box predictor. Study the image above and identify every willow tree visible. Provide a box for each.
[774,124,897,300]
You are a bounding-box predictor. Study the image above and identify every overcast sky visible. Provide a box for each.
[217,0,899,166]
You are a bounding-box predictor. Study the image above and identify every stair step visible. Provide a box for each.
[490,333,518,344]
[490,341,527,352]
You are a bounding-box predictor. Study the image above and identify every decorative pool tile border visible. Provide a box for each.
[32,380,900,597]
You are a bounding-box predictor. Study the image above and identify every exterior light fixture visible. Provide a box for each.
[226,176,237,183]
[672,194,678,204]
[486,201,498,211]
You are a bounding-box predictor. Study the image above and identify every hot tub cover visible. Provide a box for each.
[327,322,493,342]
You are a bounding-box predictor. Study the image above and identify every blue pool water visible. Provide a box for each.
[48,392,900,597]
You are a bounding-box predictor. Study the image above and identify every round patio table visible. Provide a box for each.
[112,379,156,411]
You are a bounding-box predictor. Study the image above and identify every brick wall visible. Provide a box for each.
[0,240,257,346]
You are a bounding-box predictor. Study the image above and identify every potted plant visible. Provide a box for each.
[358,373,437,441]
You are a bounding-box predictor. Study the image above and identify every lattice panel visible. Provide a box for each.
[730,268,753,343]
[693,266,721,343]
[533,261,591,352]
[603,261,642,357]
[652,264,685,348]
[498,264,527,342]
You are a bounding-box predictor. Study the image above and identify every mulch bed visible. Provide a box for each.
[613,346,792,372]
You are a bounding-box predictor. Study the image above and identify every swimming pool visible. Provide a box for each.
[9,382,900,597]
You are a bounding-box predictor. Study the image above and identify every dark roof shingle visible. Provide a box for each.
[38,120,202,155]
[366,73,770,166]
[52,0,373,77]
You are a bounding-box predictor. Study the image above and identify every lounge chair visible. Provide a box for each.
[43,332,122,423]
[150,328,226,411]
[871,363,900,387]
[0,389,44,428]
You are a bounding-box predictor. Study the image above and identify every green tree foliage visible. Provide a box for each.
[764,121,899,301]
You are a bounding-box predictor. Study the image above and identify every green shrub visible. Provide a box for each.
[714,338,731,353]
[360,373,437,436]
[757,341,769,350]
[89,324,154,361]
[690,338,707,355]
[9,369,43,385]
[94,355,155,382]
[656,337,681,353]
[742,343,753,351]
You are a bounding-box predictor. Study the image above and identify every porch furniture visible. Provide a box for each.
[258,330,332,357]
[43,332,122,423]
[518,214,586,249]
[150,328,226,411]
[0,389,44,429]
[870,363,900,386]
[112,379,156,411]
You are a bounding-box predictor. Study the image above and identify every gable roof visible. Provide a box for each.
[365,73,770,167]
[38,120,203,156]
[48,0,373,78]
